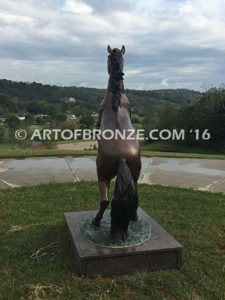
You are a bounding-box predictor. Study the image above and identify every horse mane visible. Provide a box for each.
[110,77,123,111]
[108,50,124,111]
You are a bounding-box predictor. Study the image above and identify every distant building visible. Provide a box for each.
[0,117,5,125]
[17,116,25,121]
[65,97,76,103]
[35,114,48,118]
[67,114,77,120]
[92,112,99,118]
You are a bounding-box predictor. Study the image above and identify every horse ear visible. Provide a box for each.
[107,45,112,54]
[121,45,125,54]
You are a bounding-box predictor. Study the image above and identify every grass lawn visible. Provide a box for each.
[0,147,224,160]
[0,182,225,299]
[0,141,224,159]
[0,144,14,151]
[0,148,97,159]
[141,142,225,156]
[28,125,44,131]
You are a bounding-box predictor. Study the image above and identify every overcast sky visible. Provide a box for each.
[0,0,224,90]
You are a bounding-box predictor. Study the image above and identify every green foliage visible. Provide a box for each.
[143,88,225,148]
[5,115,20,131]
[35,116,48,125]
[127,88,201,113]
[24,114,34,126]
[54,114,67,124]
[79,111,95,129]
[1,79,224,150]
[60,120,79,131]
[0,93,24,115]
[0,126,6,143]
[0,79,201,117]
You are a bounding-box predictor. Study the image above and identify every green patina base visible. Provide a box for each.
[79,209,151,248]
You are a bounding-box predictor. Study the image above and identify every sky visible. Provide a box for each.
[0,0,224,90]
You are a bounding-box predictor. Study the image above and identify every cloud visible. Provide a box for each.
[160,78,169,88]
[0,0,224,90]
[63,0,92,14]
[126,68,143,76]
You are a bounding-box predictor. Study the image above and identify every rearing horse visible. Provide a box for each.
[92,45,141,241]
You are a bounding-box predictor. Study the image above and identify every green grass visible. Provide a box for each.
[141,142,225,159]
[0,144,14,150]
[141,142,225,155]
[0,182,225,299]
[0,146,224,160]
[0,149,97,159]
[142,150,225,160]
[28,125,44,131]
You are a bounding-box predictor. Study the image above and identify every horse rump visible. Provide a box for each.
[110,159,138,241]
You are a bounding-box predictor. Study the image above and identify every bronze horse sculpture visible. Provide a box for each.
[92,45,141,241]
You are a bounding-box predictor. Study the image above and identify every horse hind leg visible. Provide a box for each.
[92,181,110,226]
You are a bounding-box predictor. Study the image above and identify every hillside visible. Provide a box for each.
[0,79,202,116]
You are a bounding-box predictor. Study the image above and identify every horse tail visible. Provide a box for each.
[110,158,138,241]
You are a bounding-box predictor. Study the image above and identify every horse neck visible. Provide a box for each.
[107,77,124,93]
[103,78,129,107]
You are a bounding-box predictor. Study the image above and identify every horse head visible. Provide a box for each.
[107,45,125,80]
[107,45,126,111]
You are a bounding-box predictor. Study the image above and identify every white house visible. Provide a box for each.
[92,112,99,118]
[17,116,25,121]
[0,117,5,125]
[67,114,77,120]
[65,97,76,103]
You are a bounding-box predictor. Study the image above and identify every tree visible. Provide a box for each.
[0,126,5,143]
[25,114,34,125]
[52,114,67,125]
[5,115,20,131]
[79,112,94,129]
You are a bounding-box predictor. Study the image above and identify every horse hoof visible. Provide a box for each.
[92,218,100,226]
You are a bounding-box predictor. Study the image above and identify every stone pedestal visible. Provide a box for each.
[64,208,182,277]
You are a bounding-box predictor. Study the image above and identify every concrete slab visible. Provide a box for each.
[139,157,225,192]
[66,156,97,181]
[65,207,183,277]
[0,181,7,189]
[0,156,225,193]
[0,157,74,186]
[210,178,225,193]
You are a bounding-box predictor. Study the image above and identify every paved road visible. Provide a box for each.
[0,156,225,193]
